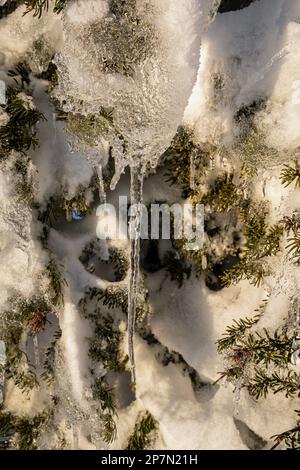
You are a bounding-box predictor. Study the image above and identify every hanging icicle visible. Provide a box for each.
[190,149,196,191]
[95,165,107,204]
[128,164,145,388]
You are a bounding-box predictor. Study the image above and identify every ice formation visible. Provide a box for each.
[55,0,220,185]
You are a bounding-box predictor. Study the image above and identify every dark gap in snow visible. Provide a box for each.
[218,0,258,13]
[205,254,240,291]
[234,418,268,450]
[140,240,163,273]
[0,0,22,20]
[139,326,218,402]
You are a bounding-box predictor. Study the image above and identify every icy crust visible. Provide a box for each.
[0,157,46,311]
[0,3,63,67]
[54,0,220,187]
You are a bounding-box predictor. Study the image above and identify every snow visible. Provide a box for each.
[0,4,63,67]
[185,0,300,157]
[61,299,92,407]
[0,161,47,310]
[32,81,94,203]
[0,0,299,451]
[134,337,247,450]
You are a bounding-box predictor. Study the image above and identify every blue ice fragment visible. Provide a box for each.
[71,208,83,220]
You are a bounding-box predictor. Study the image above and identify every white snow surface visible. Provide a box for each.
[185,0,300,154]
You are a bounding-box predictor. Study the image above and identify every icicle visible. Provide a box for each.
[190,149,196,191]
[290,338,300,366]
[290,301,300,366]
[95,165,106,204]
[233,377,243,416]
[0,80,6,105]
[33,335,40,371]
[128,164,144,388]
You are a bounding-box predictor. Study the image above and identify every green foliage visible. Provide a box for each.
[242,329,295,368]
[8,62,30,88]
[52,0,67,14]
[14,155,35,205]
[41,329,62,385]
[90,1,156,77]
[261,224,283,257]
[18,296,51,326]
[37,178,97,228]
[92,377,117,444]
[235,99,266,129]
[66,109,114,148]
[108,247,130,282]
[93,377,116,414]
[24,0,49,17]
[81,286,126,316]
[286,233,300,264]
[271,410,300,450]
[15,413,47,449]
[0,85,45,158]
[88,314,128,373]
[280,213,300,236]
[63,188,94,221]
[24,0,67,18]
[81,286,119,313]
[4,362,38,395]
[201,173,239,212]
[217,314,262,352]
[0,295,53,393]
[164,251,191,288]
[164,126,209,198]
[242,204,267,251]
[80,242,129,282]
[248,369,300,400]
[109,0,136,17]
[1,305,39,396]
[46,257,67,306]
[222,210,283,287]
[0,64,44,207]
[281,212,300,263]
[280,161,300,188]
[126,411,158,450]
[0,411,15,449]
[81,285,148,322]
[221,258,267,287]
[181,171,281,288]
[217,299,300,412]
[0,409,50,450]
[163,126,283,290]
[101,412,118,444]
[80,286,129,373]
[235,129,280,174]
